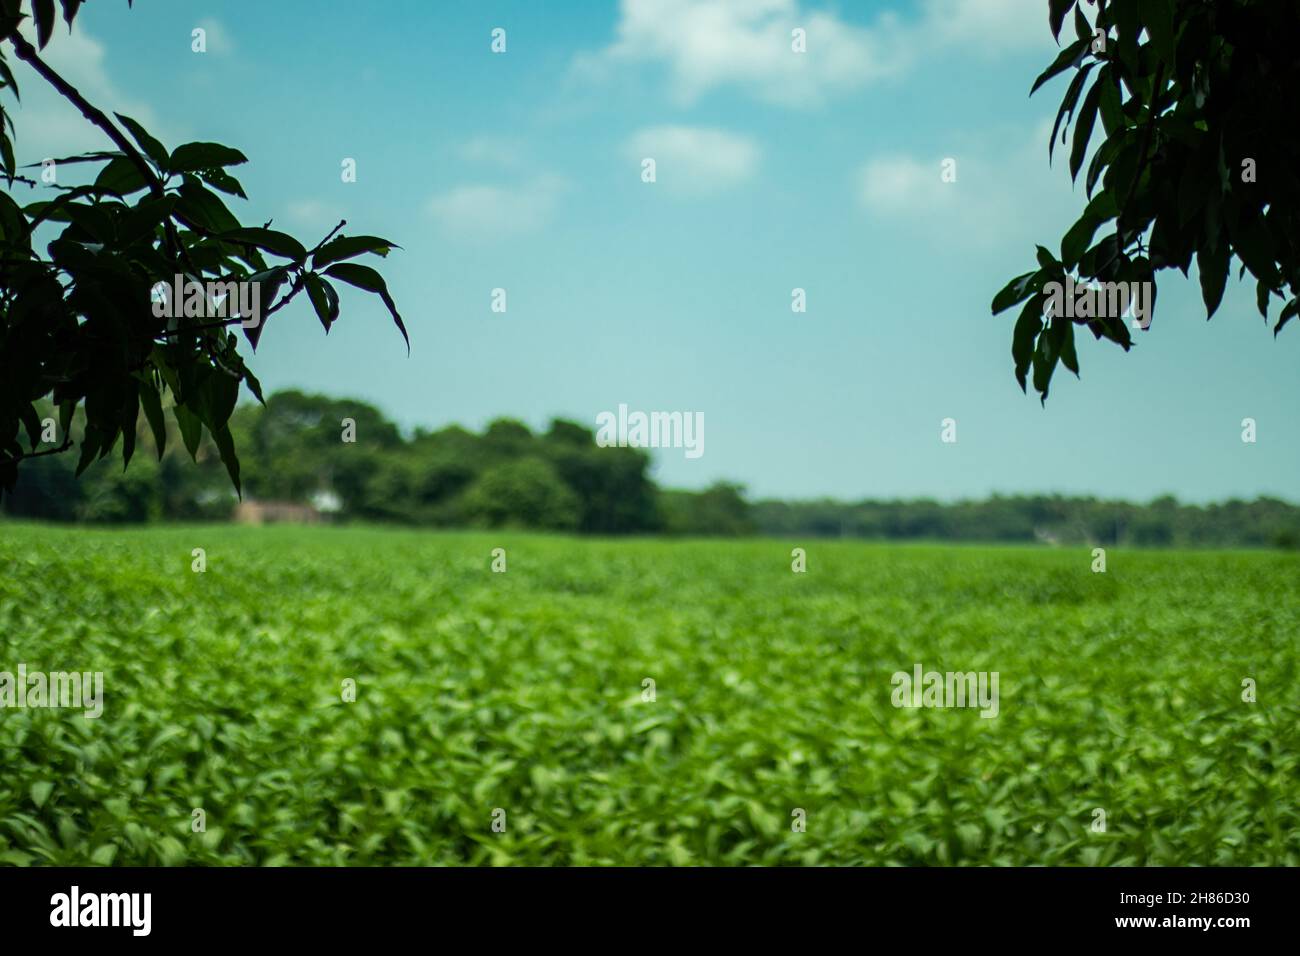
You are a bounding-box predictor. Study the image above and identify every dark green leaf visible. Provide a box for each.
[18,402,40,450]
[33,0,55,48]
[1070,79,1103,180]
[1276,299,1298,337]
[1050,62,1094,163]
[323,262,409,351]
[115,114,169,171]
[1048,0,1076,43]
[199,368,239,430]
[1142,0,1176,66]
[173,403,202,461]
[58,0,86,28]
[168,142,249,173]
[312,235,399,270]
[1012,295,1045,392]
[1031,37,1089,96]
[1062,192,1117,269]
[210,422,241,497]
[991,270,1040,316]
[1197,243,1229,319]
[176,178,241,232]
[94,155,151,196]
[1073,4,1090,44]
[198,167,246,198]
[138,376,166,460]
[220,227,307,262]
[304,272,340,331]
[241,268,288,351]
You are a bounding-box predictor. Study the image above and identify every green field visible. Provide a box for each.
[0,523,1296,866]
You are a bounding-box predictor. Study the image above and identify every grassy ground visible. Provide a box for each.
[0,522,1296,865]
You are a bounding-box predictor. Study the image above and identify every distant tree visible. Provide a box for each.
[0,0,406,495]
[993,0,1300,401]
[542,420,660,533]
[231,390,400,505]
[457,457,581,531]
[660,483,756,537]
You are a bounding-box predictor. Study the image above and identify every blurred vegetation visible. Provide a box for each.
[0,525,1295,865]
[2,388,1298,548]
[752,494,1300,550]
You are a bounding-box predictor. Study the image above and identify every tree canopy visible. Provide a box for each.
[993,0,1300,401]
[0,0,405,495]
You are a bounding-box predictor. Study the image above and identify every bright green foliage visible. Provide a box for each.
[0,524,1295,865]
[995,0,1300,401]
[0,0,404,495]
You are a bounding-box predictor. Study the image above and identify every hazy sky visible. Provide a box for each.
[11,0,1298,503]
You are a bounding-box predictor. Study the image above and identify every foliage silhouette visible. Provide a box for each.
[0,0,405,494]
[994,0,1299,400]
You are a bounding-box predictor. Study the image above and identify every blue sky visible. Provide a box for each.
[11,0,1299,503]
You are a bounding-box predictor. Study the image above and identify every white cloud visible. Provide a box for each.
[7,19,167,164]
[922,0,1054,55]
[580,0,899,107]
[427,174,569,240]
[625,125,759,195]
[858,156,957,216]
[578,0,1053,107]
[195,18,235,56]
[856,121,1080,249]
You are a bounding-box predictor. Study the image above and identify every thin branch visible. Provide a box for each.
[5,33,208,279]
[312,220,347,254]
[2,173,79,191]
[7,33,162,199]
[150,220,346,339]
[0,437,72,465]
[265,274,306,317]
[152,273,305,340]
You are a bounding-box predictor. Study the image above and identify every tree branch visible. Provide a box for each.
[0,437,72,465]
[312,220,347,253]
[6,32,163,199]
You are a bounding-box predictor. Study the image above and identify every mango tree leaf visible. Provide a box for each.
[1276,299,1298,337]
[220,227,307,262]
[1070,79,1103,181]
[1031,37,1088,96]
[175,178,241,232]
[33,0,55,48]
[991,270,1040,315]
[173,403,202,460]
[94,155,151,196]
[115,113,169,171]
[138,375,166,459]
[1048,0,1077,42]
[312,235,399,270]
[1197,243,1229,319]
[210,421,241,496]
[58,0,87,28]
[169,142,248,173]
[324,262,409,350]
[304,272,340,331]
[1012,294,1046,392]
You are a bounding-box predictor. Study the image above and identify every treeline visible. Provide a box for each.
[4,390,1298,548]
[1,391,752,535]
[752,496,1300,549]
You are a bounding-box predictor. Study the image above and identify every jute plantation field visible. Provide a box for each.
[0,523,1296,866]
